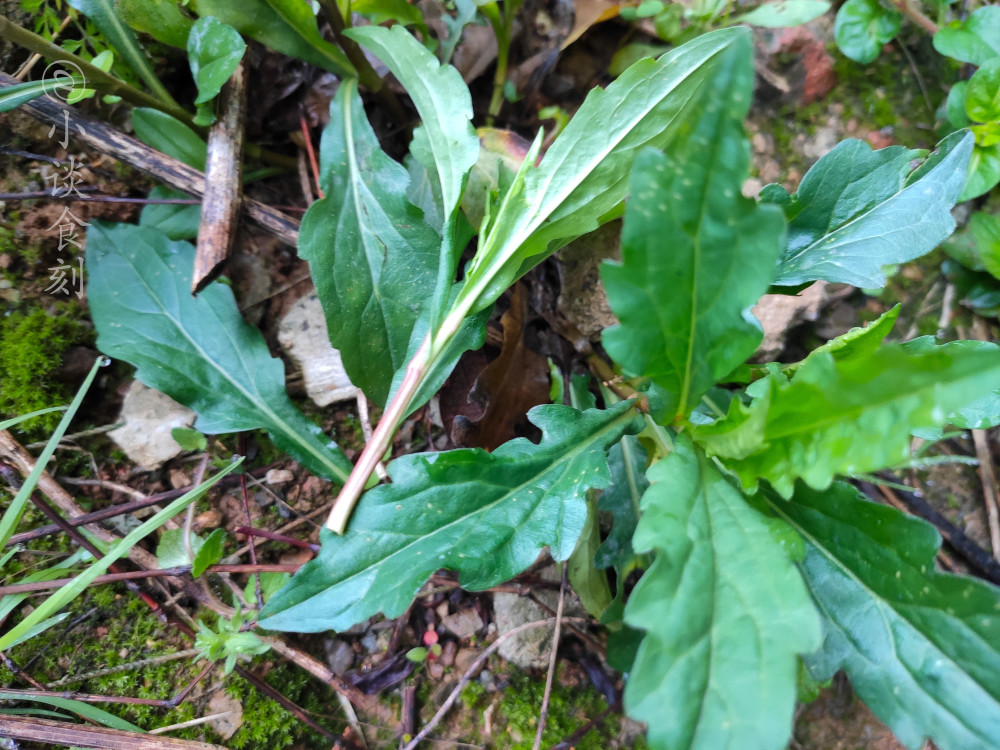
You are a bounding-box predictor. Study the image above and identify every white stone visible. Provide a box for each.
[109,381,197,470]
[277,292,356,407]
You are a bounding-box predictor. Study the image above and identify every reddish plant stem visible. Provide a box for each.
[238,436,263,609]
[235,526,319,552]
[890,0,938,34]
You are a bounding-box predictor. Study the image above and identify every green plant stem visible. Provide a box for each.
[0,15,193,125]
[315,0,407,125]
[482,1,513,125]
[644,414,673,456]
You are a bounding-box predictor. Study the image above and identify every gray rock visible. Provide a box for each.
[324,638,355,676]
[441,608,484,639]
[108,381,197,470]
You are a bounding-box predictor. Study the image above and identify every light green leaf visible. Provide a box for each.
[258,402,642,632]
[961,142,1000,201]
[116,0,194,48]
[766,481,1000,750]
[767,132,973,288]
[139,186,201,241]
[86,221,353,484]
[787,303,899,374]
[171,426,207,451]
[694,341,1000,496]
[0,459,240,651]
[193,528,226,577]
[736,0,831,28]
[244,571,290,606]
[934,6,1000,66]
[0,692,143,731]
[353,0,427,30]
[971,211,1000,281]
[624,435,821,750]
[188,0,353,77]
[455,27,751,316]
[131,108,207,171]
[66,0,177,106]
[901,337,1000,430]
[300,80,440,406]
[187,16,247,107]
[601,46,784,422]
[156,527,203,568]
[834,0,900,64]
[567,497,612,619]
[967,58,1000,125]
[0,77,81,113]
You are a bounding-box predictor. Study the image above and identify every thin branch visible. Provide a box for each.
[889,0,939,34]
[401,618,589,750]
[972,429,1000,561]
[532,565,566,750]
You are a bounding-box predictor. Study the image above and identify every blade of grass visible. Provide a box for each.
[0,407,67,432]
[0,356,108,550]
[0,456,242,651]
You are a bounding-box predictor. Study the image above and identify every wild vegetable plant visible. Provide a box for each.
[81,23,1000,750]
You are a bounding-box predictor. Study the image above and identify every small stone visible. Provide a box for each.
[441,609,484,639]
[109,382,197,470]
[206,690,244,740]
[325,638,354,676]
[440,640,457,667]
[277,292,357,406]
[479,670,497,692]
[278,547,314,567]
[168,468,188,490]
[360,630,378,654]
[265,468,294,485]
[194,509,222,531]
[428,661,445,679]
[300,475,327,500]
[0,253,10,269]
[119,648,129,658]
[454,648,482,677]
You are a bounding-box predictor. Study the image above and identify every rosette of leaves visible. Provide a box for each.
[83,19,1000,749]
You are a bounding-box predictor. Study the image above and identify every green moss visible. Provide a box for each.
[0,305,91,437]
[458,669,617,749]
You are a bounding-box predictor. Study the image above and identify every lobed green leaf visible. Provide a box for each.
[934,6,1000,66]
[601,46,784,421]
[767,482,1000,750]
[766,132,973,288]
[258,402,642,632]
[624,435,821,750]
[86,221,353,484]
[834,0,900,64]
[695,341,1000,496]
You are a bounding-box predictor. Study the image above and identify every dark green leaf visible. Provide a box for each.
[694,341,1000,496]
[967,58,1000,124]
[834,0,900,64]
[66,0,176,105]
[139,186,201,241]
[946,82,971,130]
[736,0,831,28]
[594,435,647,572]
[300,80,440,405]
[131,108,207,171]
[192,528,226,577]
[934,6,1000,66]
[766,482,1000,750]
[187,16,247,107]
[624,436,821,750]
[116,0,194,48]
[188,0,353,76]
[767,133,972,288]
[600,48,784,421]
[86,221,353,484]
[258,402,642,632]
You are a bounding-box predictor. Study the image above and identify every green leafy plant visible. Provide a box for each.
[80,21,1000,750]
[194,608,270,675]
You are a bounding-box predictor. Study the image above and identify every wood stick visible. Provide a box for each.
[0,715,228,749]
[0,72,299,248]
[193,60,247,293]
